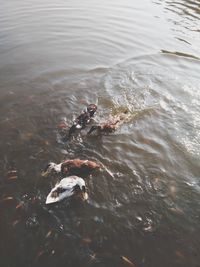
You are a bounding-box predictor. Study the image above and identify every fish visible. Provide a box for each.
[46,176,87,204]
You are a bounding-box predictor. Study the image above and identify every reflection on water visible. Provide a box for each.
[156,0,200,53]
[0,0,200,266]
[164,0,200,25]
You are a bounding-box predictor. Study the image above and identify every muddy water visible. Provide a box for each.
[0,0,200,266]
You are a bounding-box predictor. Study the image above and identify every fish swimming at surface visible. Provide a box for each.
[67,104,97,138]
[45,176,88,204]
[44,106,131,205]
[42,159,101,177]
[88,110,130,135]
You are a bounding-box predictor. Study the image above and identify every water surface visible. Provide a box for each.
[0,0,200,266]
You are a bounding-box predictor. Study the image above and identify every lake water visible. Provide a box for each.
[0,0,200,266]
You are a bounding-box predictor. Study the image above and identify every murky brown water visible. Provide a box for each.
[0,0,200,266]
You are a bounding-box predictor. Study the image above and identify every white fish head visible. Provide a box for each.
[41,162,62,177]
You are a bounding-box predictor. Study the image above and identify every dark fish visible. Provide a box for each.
[67,104,97,138]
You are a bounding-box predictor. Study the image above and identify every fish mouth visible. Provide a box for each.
[41,163,52,177]
[81,186,88,200]
[82,192,88,201]
[41,170,49,177]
